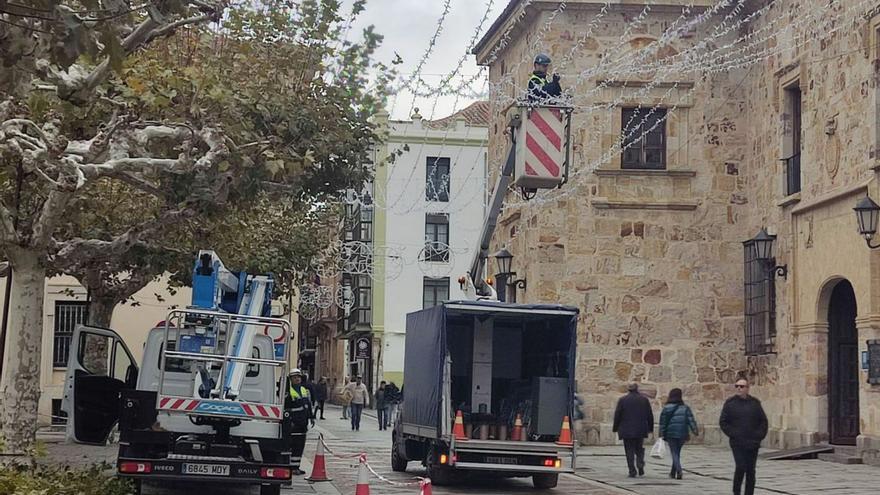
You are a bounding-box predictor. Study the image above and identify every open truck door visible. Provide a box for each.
[62,325,138,444]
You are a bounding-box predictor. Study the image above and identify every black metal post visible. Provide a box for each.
[494,273,510,302]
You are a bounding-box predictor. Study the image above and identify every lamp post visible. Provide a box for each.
[854,196,880,249]
[492,248,528,303]
[749,228,788,279]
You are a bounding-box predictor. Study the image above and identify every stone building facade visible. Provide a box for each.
[474,0,880,464]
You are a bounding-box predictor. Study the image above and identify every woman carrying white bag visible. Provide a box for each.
[658,388,699,479]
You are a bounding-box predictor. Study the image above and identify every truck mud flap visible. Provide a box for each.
[117,457,292,484]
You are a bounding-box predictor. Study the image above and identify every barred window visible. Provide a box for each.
[53,301,88,368]
[424,213,450,262]
[743,241,776,355]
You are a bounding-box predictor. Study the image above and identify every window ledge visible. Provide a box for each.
[591,198,699,210]
[778,192,801,207]
[594,169,697,178]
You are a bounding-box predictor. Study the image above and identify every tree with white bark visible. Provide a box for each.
[0,0,389,456]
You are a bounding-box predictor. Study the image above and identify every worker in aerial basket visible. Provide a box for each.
[285,368,315,475]
[527,53,563,103]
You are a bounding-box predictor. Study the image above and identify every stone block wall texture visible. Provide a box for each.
[479,0,880,455]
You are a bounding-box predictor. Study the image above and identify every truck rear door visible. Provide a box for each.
[62,325,138,444]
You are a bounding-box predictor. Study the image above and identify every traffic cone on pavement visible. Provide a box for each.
[556,416,573,446]
[305,435,332,482]
[510,413,524,441]
[419,478,433,495]
[453,410,468,441]
[355,454,370,495]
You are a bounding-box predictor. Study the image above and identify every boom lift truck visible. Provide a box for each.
[62,251,294,495]
[392,103,583,489]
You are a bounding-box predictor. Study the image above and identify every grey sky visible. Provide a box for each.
[343,0,508,120]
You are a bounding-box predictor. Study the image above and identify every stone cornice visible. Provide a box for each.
[386,136,488,147]
[791,321,829,335]
[594,168,696,178]
[591,198,699,210]
[790,178,874,215]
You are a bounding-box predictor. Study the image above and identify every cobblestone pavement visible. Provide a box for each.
[43,408,880,494]
[576,444,880,495]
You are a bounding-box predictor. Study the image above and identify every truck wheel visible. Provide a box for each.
[532,473,559,489]
[391,436,408,472]
[259,483,281,495]
[425,451,454,486]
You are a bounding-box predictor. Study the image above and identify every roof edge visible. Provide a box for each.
[472,0,523,64]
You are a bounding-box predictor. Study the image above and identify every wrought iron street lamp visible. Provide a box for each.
[750,228,787,279]
[854,196,880,249]
[492,248,527,303]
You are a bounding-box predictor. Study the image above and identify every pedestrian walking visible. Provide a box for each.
[719,377,768,495]
[314,376,328,420]
[375,380,387,430]
[658,388,698,480]
[612,383,654,477]
[340,377,353,420]
[386,381,400,427]
[345,375,370,431]
[284,368,315,475]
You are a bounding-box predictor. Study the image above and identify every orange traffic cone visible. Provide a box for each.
[305,435,332,482]
[453,410,468,441]
[420,478,433,495]
[355,454,370,495]
[510,413,524,441]
[556,416,573,446]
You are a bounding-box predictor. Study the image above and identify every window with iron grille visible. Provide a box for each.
[424,213,450,262]
[423,277,450,309]
[426,157,450,202]
[359,207,373,242]
[743,241,776,355]
[53,301,89,368]
[621,107,667,170]
[783,84,802,195]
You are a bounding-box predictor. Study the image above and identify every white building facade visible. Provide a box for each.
[376,103,489,385]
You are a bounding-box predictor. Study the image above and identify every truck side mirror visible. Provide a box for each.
[125,364,138,388]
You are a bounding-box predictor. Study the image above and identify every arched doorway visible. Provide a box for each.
[828,280,859,445]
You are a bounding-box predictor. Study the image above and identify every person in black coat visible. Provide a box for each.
[719,377,768,495]
[313,376,328,420]
[613,383,655,477]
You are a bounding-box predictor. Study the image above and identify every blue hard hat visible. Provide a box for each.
[534,53,551,65]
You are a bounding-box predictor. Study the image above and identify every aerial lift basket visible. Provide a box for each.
[512,104,573,190]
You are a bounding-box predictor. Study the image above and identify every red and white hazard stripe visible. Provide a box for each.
[524,108,564,178]
[241,403,282,420]
[158,397,201,412]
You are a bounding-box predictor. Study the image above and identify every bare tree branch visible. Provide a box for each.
[0,200,20,246]
[31,187,74,249]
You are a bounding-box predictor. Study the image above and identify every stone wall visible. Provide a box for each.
[478,0,880,455]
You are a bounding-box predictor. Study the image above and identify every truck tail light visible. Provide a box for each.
[261,467,291,479]
[119,462,152,474]
[543,458,561,468]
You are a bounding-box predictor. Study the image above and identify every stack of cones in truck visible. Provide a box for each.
[354,454,370,495]
[306,435,332,482]
[556,416,573,446]
[453,410,468,441]
[510,413,524,441]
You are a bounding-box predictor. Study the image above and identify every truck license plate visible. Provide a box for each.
[182,463,230,476]
[485,456,518,465]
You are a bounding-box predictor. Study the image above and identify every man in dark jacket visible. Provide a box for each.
[613,383,654,477]
[313,376,328,420]
[719,377,768,495]
[284,369,315,475]
[527,53,562,103]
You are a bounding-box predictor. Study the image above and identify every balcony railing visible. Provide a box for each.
[783,153,801,196]
[422,242,450,263]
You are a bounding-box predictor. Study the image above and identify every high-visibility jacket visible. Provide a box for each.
[286,384,312,423]
[527,71,562,102]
